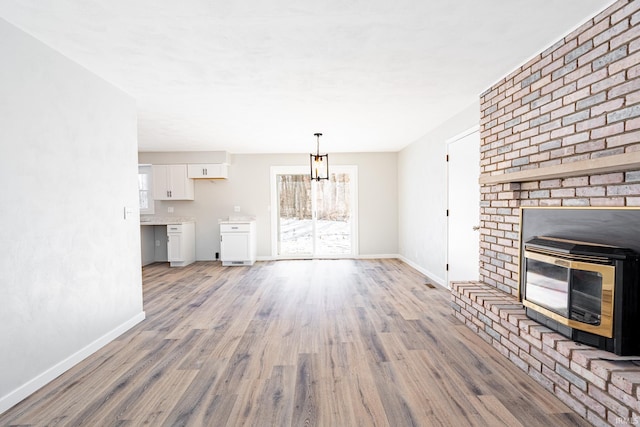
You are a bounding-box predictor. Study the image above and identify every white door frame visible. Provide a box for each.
[446,125,480,287]
[270,165,359,259]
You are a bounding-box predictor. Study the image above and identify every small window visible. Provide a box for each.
[138,164,154,215]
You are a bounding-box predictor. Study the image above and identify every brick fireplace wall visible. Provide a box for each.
[451,1,640,425]
[479,0,640,296]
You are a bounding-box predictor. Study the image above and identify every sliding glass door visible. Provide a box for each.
[271,166,358,258]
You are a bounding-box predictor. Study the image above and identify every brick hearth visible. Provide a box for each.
[451,282,640,426]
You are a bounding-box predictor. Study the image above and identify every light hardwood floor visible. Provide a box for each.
[0,259,588,426]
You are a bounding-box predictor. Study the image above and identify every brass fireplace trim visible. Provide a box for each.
[515,206,640,301]
[523,250,615,338]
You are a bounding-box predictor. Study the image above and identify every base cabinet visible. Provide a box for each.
[167,223,196,267]
[220,221,256,266]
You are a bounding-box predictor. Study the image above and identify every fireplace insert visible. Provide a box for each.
[521,236,640,356]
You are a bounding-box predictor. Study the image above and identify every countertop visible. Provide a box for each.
[140,216,195,225]
[218,216,256,224]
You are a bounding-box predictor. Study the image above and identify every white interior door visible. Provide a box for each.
[447,127,480,285]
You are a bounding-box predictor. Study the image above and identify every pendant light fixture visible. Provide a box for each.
[310,132,329,181]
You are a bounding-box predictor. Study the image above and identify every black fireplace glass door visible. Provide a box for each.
[525,258,569,317]
[569,270,602,325]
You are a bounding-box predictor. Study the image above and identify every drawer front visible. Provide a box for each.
[220,223,250,233]
[167,224,183,233]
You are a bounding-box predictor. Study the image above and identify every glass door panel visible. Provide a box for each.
[570,270,603,325]
[315,173,352,256]
[525,258,569,317]
[277,174,313,256]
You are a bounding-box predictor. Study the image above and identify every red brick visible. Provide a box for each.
[592,71,626,93]
[577,116,606,132]
[508,332,531,352]
[586,411,610,427]
[555,387,587,418]
[607,183,640,196]
[569,362,608,390]
[521,332,544,350]
[591,99,625,117]
[491,338,510,358]
[611,370,640,395]
[589,385,632,418]
[577,186,606,197]
[542,364,571,391]
[557,340,586,358]
[509,351,530,373]
[530,346,556,370]
[570,386,607,419]
[607,130,640,147]
[572,349,613,368]
[607,383,640,413]
[551,188,576,198]
[529,368,555,392]
[578,16,613,45]
[611,0,640,25]
[589,197,625,207]
[520,349,543,371]
[590,173,624,185]
[541,332,566,348]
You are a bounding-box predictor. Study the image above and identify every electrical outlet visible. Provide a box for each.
[155,240,160,247]
[234,205,241,212]
[168,206,174,213]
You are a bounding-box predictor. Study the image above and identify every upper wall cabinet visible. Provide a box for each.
[152,164,195,200]
[187,163,229,179]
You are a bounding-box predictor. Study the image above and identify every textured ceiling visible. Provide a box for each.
[0,0,611,153]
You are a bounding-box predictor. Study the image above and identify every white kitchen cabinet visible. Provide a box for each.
[152,165,194,200]
[220,221,256,266]
[187,163,228,179]
[167,222,196,267]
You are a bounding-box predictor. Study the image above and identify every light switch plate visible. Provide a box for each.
[234,205,241,212]
[124,206,134,219]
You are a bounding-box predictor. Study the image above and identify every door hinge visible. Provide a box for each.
[446,154,449,162]
[446,263,449,271]
[446,209,449,217]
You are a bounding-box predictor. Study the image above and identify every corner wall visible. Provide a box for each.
[0,18,144,413]
[398,101,479,285]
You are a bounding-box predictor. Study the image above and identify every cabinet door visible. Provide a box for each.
[167,233,183,262]
[152,165,194,200]
[188,164,228,179]
[168,165,194,199]
[152,165,170,200]
[221,234,250,261]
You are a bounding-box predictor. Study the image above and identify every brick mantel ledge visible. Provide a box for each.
[451,281,640,426]
[478,151,640,185]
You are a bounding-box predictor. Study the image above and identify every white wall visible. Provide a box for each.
[398,101,479,286]
[0,19,144,413]
[138,152,398,258]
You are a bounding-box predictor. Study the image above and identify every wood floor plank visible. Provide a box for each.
[0,259,590,426]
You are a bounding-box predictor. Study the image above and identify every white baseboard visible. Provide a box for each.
[0,311,146,415]
[355,253,399,259]
[397,255,447,289]
[256,254,401,262]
